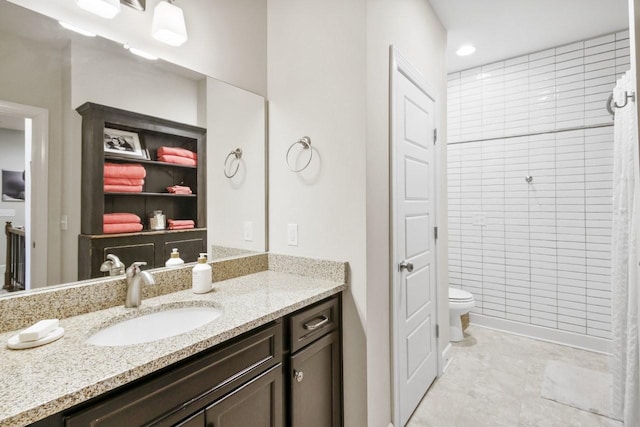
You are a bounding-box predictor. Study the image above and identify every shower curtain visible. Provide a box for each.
[611,70,640,426]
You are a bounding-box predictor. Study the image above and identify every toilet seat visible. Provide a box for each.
[449,288,473,302]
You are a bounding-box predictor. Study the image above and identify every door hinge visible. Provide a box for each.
[433,128,437,144]
[434,226,438,240]
[436,324,439,338]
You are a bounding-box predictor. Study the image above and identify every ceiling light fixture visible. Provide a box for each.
[124,44,158,60]
[76,0,121,19]
[456,45,476,56]
[152,0,188,47]
[58,21,97,37]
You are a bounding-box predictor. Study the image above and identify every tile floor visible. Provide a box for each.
[407,325,621,427]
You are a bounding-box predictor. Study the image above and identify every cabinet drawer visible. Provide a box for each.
[64,322,282,427]
[290,296,339,353]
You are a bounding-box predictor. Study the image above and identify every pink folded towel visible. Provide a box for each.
[158,146,197,160]
[169,224,195,230]
[103,223,143,234]
[168,219,195,227]
[104,178,145,186]
[167,185,193,194]
[104,185,143,193]
[103,213,142,224]
[158,155,197,167]
[104,163,146,179]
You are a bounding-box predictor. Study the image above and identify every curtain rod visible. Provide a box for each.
[448,123,614,145]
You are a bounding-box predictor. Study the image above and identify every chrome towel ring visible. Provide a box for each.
[286,136,312,172]
[224,148,242,178]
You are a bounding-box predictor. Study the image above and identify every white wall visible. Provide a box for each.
[0,128,26,270]
[267,0,368,425]
[268,1,447,425]
[59,40,203,282]
[8,0,267,96]
[206,77,266,254]
[366,1,448,424]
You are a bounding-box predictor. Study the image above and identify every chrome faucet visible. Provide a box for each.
[100,254,125,276]
[125,262,156,308]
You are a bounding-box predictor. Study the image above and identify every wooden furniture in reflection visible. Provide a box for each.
[4,221,25,291]
[76,103,207,279]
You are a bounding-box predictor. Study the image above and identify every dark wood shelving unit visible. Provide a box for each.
[77,102,207,280]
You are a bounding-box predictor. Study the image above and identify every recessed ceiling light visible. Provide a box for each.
[58,21,96,37]
[456,45,476,56]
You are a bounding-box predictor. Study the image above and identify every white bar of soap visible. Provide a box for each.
[18,319,60,342]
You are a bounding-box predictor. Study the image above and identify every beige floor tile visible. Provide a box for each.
[406,326,616,427]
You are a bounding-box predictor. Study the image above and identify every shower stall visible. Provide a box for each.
[446,30,629,353]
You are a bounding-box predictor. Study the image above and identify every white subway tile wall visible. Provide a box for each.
[447,30,629,341]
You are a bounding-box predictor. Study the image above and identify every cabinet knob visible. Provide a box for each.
[294,370,304,382]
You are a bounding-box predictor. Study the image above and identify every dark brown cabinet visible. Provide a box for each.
[76,102,207,279]
[286,296,343,427]
[204,365,283,427]
[290,332,341,427]
[31,294,342,427]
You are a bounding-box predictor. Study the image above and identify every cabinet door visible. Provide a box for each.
[205,364,283,427]
[290,331,341,427]
[175,411,205,427]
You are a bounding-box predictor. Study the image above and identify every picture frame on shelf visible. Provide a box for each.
[103,128,147,159]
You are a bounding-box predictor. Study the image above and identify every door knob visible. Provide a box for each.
[294,370,304,382]
[399,261,414,273]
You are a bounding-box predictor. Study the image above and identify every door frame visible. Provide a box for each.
[389,45,440,426]
[0,100,49,289]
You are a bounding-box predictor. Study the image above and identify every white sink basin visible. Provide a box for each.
[87,306,222,346]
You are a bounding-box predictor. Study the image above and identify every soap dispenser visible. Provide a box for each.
[192,253,212,294]
[165,248,184,268]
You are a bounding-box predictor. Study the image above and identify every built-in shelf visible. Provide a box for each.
[104,192,198,198]
[77,102,207,280]
[105,155,197,170]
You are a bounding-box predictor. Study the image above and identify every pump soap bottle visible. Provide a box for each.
[192,253,212,294]
[165,248,184,268]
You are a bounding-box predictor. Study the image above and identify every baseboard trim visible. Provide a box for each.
[441,343,453,374]
[469,313,611,354]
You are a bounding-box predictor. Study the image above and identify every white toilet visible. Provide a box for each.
[449,287,475,342]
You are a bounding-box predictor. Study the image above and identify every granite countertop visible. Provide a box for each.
[0,270,347,426]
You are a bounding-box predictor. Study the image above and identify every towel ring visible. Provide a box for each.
[286,136,313,172]
[224,148,242,178]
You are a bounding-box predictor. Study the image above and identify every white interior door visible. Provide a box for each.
[391,48,438,427]
[0,101,48,290]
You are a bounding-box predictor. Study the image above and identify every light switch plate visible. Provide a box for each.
[60,215,68,231]
[244,221,253,241]
[287,223,298,246]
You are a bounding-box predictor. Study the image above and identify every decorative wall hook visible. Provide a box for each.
[607,91,636,117]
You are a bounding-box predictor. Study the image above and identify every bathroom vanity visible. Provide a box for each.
[37,295,341,427]
[0,254,347,427]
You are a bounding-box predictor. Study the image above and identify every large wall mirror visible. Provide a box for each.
[0,0,267,294]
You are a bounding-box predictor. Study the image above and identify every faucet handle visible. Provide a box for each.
[100,254,125,276]
[106,254,124,267]
[126,261,148,276]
